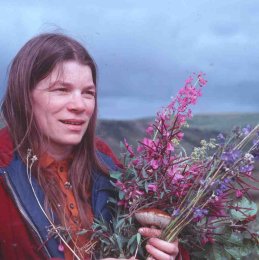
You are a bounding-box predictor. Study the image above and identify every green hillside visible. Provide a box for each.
[190,113,259,132]
[96,113,259,155]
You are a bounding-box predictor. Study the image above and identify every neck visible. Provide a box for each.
[42,143,73,161]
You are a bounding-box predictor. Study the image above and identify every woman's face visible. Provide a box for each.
[31,61,96,157]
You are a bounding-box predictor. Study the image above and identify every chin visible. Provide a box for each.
[58,136,84,147]
[66,139,83,146]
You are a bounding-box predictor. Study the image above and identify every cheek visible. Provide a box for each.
[33,108,49,129]
[33,100,55,128]
[87,100,96,116]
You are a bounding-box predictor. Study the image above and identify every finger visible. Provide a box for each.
[148,238,179,255]
[138,227,162,238]
[146,257,155,260]
[146,243,175,260]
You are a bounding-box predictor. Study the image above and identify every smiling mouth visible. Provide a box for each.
[60,120,84,125]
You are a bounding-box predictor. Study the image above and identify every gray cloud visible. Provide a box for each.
[0,0,259,119]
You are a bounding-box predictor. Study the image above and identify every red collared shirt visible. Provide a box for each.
[39,153,93,259]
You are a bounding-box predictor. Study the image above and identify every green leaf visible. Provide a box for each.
[115,234,123,253]
[119,141,125,150]
[224,246,246,259]
[136,232,141,244]
[110,170,122,180]
[127,234,137,249]
[227,232,243,245]
[230,197,257,221]
[119,190,125,200]
[224,239,255,258]
[115,218,125,230]
[142,168,148,178]
[108,197,118,204]
[76,229,88,236]
[144,181,149,193]
[208,244,230,260]
[160,191,164,199]
[211,220,231,239]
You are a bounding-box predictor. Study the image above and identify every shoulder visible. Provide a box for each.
[0,127,14,168]
[95,137,123,168]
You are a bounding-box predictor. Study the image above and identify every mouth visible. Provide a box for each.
[59,119,85,125]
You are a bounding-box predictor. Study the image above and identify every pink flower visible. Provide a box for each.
[150,159,159,169]
[175,114,187,128]
[118,200,126,206]
[167,168,184,182]
[132,158,140,166]
[135,190,144,196]
[146,125,153,135]
[198,72,207,86]
[124,138,134,157]
[185,76,193,85]
[137,138,153,151]
[167,99,176,110]
[186,109,192,119]
[58,244,64,252]
[201,236,214,246]
[167,142,174,152]
[176,132,184,140]
[115,180,127,192]
[235,190,243,198]
[148,183,158,192]
[157,109,171,121]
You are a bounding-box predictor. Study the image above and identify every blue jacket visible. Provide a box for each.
[0,130,118,259]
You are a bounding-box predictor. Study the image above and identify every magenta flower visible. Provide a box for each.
[124,138,134,157]
[176,132,184,140]
[166,142,174,152]
[117,200,126,206]
[115,180,127,192]
[150,159,159,169]
[235,190,243,198]
[167,168,184,183]
[148,184,158,192]
[145,125,153,135]
[198,72,207,86]
[137,137,156,153]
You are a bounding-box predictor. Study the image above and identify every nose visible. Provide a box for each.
[67,92,87,112]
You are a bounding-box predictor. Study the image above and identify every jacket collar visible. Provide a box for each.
[0,127,14,168]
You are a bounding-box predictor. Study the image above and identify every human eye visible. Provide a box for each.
[49,81,70,93]
[82,89,96,98]
[50,85,69,94]
[55,87,68,92]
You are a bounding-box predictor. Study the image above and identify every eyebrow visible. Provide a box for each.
[50,80,96,89]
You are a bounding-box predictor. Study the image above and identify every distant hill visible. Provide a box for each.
[189,113,259,132]
[96,113,259,155]
[96,118,219,155]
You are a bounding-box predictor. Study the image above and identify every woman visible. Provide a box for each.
[0,33,180,259]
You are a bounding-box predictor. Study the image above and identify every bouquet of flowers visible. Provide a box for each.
[91,73,259,259]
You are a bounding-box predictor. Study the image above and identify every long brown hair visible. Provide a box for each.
[1,33,107,227]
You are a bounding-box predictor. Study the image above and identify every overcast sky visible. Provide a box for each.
[0,0,258,119]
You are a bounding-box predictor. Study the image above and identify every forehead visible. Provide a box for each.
[33,61,95,91]
[50,61,93,80]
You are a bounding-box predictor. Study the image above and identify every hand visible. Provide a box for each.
[101,257,137,260]
[138,227,179,260]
